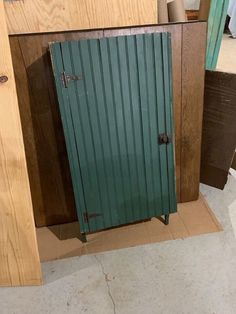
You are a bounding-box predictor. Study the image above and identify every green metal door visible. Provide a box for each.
[50,32,176,233]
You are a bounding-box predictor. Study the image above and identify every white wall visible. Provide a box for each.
[184,0,200,9]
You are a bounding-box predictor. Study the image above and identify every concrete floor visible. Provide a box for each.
[1,177,236,314]
[1,33,236,314]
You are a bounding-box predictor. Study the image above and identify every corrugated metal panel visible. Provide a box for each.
[50,32,177,233]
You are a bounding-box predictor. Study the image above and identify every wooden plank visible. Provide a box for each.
[10,32,104,227]
[0,0,41,286]
[12,35,79,227]
[9,37,46,227]
[201,71,236,189]
[4,0,157,35]
[181,22,206,202]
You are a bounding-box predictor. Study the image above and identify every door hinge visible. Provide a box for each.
[60,71,82,88]
[83,212,103,223]
[159,133,172,145]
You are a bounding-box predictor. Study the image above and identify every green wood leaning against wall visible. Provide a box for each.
[206,0,229,70]
[50,33,177,233]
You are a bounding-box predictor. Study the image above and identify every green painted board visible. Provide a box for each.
[50,33,177,233]
[206,0,229,70]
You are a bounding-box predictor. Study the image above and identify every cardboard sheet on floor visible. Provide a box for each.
[37,194,222,262]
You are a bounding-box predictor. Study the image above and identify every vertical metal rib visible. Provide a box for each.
[116,36,136,222]
[134,34,150,218]
[107,37,129,224]
[77,40,107,230]
[126,35,148,221]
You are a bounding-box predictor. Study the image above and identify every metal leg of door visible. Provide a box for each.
[164,214,169,225]
[80,233,87,243]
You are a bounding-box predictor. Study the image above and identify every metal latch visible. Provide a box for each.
[159,133,171,145]
[60,71,82,88]
[83,212,103,223]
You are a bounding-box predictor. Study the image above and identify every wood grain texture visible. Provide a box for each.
[4,0,157,35]
[201,71,236,189]
[10,32,105,227]
[181,22,207,201]
[0,0,41,286]
[9,22,206,228]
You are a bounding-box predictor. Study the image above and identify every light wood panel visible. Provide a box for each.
[0,0,41,286]
[4,0,157,35]
[181,22,206,201]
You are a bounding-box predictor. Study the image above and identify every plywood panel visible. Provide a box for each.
[0,0,41,286]
[9,22,206,227]
[201,71,236,189]
[4,0,157,35]
[181,22,206,201]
